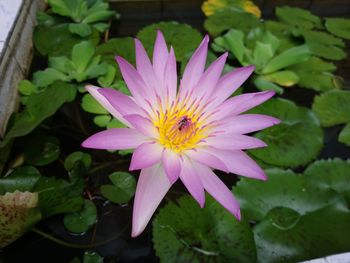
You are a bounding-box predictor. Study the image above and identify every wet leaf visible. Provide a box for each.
[249,98,323,167]
[101,172,136,204]
[137,22,202,63]
[0,191,41,248]
[153,195,256,263]
[233,168,343,221]
[64,200,97,233]
[312,90,350,127]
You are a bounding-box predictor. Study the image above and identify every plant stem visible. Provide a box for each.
[32,224,129,249]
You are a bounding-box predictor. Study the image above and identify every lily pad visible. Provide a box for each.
[248,98,323,167]
[325,18,350,40]
[233,168,343,221]
[153,195,256,263]
[312,90,350,127]
[64,151,92,171]
[204,9,261,36]
[137,22,202,62]
[101,172,136,204]
[64,200,97,234]
[0,191,41,248]
[254,203,350,263]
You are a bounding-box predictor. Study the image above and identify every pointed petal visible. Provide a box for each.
[81,128,146,150]
[115,56,154,109]
[179,157,205,208]
[162,149,181,184]
[196,163,241,219]
[123,114,158,138]
[86,85,127,125]
[163,47,177,103]
[179,35,209,96]
[204,134,267,150]
[98,87,145,117]
[135,38,162,96]
[132,164,172,237]
[130,142,163,170]
[153,30,169,84]
[204,147,267,180]
[221,114,280,134]
[211,65,255,106]
[185,147,228,173]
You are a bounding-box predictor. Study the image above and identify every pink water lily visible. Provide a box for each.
[82,31,279,237]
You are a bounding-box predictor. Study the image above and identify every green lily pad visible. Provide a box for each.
[325,18,350,40]
[204,9,261,37]
[23,135,60,166]
[101,172,136,204]
[0,166,41,194]
[254,203,350,263]
[137,22,202,63]
[312,90,350,127]
[64,151,92,171]
[304,158,350,202]
[0,191,41,248]
[275,6,322,29]
[0,81,76,148]
[339,123,350,147]
[248,98,323,167]
[233,168,343,221]
[64,200,97,234]
[153,195,256,263]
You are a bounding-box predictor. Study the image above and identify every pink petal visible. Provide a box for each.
[135,38,163,97]
[153,30,169,84]
[97,87,145,117]
[81,128,146,150]
[204,147,267,180]
[86,85,127,125]
[115,56,154,109]
[194,52,228,100]
[179,35,209,97]
[132,164,172,237]
[220,114,280,134]
[163,47,177,103]
[210,65,255,107]
[208,90,275,121]
[162,148,181,184]
[129,142,163,170]
[204,134,267,150]
[195,163,241,219]
[179,157,205,208]
[123,114,158,138]
[185,147,229,173]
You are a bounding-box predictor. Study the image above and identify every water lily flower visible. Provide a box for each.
[82,31,279,237]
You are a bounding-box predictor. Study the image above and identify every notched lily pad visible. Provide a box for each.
[153,195,256,263]
[0,191,41,248]
[64,200,97,234]
[101,172,136,204]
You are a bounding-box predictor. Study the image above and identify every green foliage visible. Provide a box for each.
[101,172,136,204]
[153,195,256,263]
[249,98,323,167]
[33,41,107,88]
[0,191,41,248]
[64,152,92,171]
[325,18,350,40]
[0,81,76,148]
[137,22,202,63]
[275,6,322,29]
[204,9,261,36]
[64,200,97,233]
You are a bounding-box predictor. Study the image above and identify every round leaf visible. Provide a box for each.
[153,195,257,263]
[248,98,323,167]
[63,200,97,234]
[233,168,344,221]
[312,90,350,127]
[64,151,92,171]
[101,172,136,204]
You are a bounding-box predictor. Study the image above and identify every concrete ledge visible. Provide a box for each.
[0,0,44,137]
